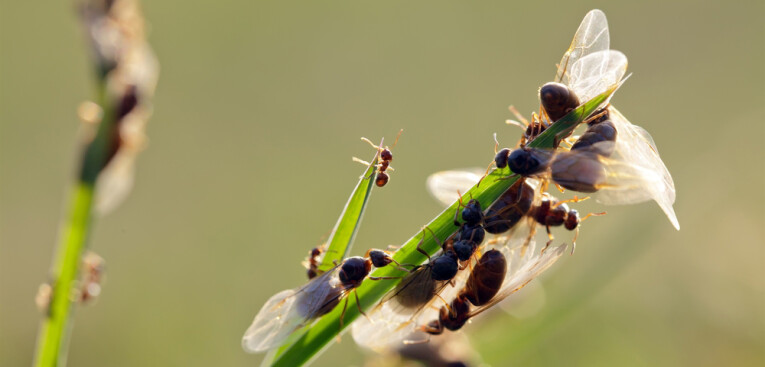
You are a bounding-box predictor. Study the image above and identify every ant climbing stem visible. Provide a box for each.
[357,130,403,187]
[353,137,385,175]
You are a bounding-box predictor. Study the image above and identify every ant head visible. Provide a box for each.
[367,249,392,268]
[495,148,511,169]
[507,148,546,175]
[565,209,580,230]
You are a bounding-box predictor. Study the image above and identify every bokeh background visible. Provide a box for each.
[2,0,764,366]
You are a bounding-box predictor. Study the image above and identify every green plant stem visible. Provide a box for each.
[34,79,114,367]
[268,87,618,366]
[33,183,95,367]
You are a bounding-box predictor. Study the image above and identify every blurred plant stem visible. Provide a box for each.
[33,79,112,367]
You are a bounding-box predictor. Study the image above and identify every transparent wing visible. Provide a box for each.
[242,289,303,353]
[352,261,470,351]
[468,240,567,318]
[566,50,627,103]
[556,9,610,85]
[242,267,341,353]
[597,107,679,229]
[426,169,484,207]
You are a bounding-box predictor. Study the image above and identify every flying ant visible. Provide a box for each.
[418,241,567,340]
[422,249,506,335]
[531,194,605,253]
[242,249,402,353]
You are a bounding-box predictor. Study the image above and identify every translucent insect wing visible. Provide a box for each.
[352,261,471,351]
[242,289,303,353]
[567,50,628,103]
[351,293,439,352]
[556,9,610,85]
[426,169,484,207]
[469,240,567,318]
[596,108,679,229]
[242,268,341,353]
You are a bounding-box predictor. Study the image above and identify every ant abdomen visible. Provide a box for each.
[540,82,580,122]
[461,249,506,306]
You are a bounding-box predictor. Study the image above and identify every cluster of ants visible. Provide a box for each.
[243,79,620,354]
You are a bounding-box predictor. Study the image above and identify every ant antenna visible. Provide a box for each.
[508,105,529,127]
[389,129,403,150]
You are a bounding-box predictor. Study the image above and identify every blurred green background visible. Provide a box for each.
[2,0,764,366]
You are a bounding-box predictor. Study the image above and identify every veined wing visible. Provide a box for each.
[566,50,627,103]
[242,266,342,353]
[426,169,484,207]
[597,107,679,229]
[467,240,567,319]
[549,139,678,229]
[352,258,470,351]
[555,9,610,85]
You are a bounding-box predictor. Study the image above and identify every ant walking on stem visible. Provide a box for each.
[353,129,403,187]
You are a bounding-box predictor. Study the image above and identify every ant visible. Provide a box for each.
[353,129,403,187]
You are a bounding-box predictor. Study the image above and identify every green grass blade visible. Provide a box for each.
[316,149,381,273]
[259,146,381,365]
[268,87,617,367]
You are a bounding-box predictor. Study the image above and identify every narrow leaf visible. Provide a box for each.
[317,145,381,272]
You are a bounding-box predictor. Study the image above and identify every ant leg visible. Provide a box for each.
[552,196,590,208]
[416,228,432,260]
[545,225,555,241]
[360,137,383,151]
[423,226,444,251]
[352,157,378,179]
[352,157,371,166]
[354,290,371,322]
[541,239,552,254]
[477,158,496,188]
[339,297,349,332]
[554,183,566,193]
[569,212,604,255]
[581,211,607,222]
[582,106,610,125]
[508,105,530,127]
[453,191,468,227]
[505,119,527,132]
[521,224,537,257]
